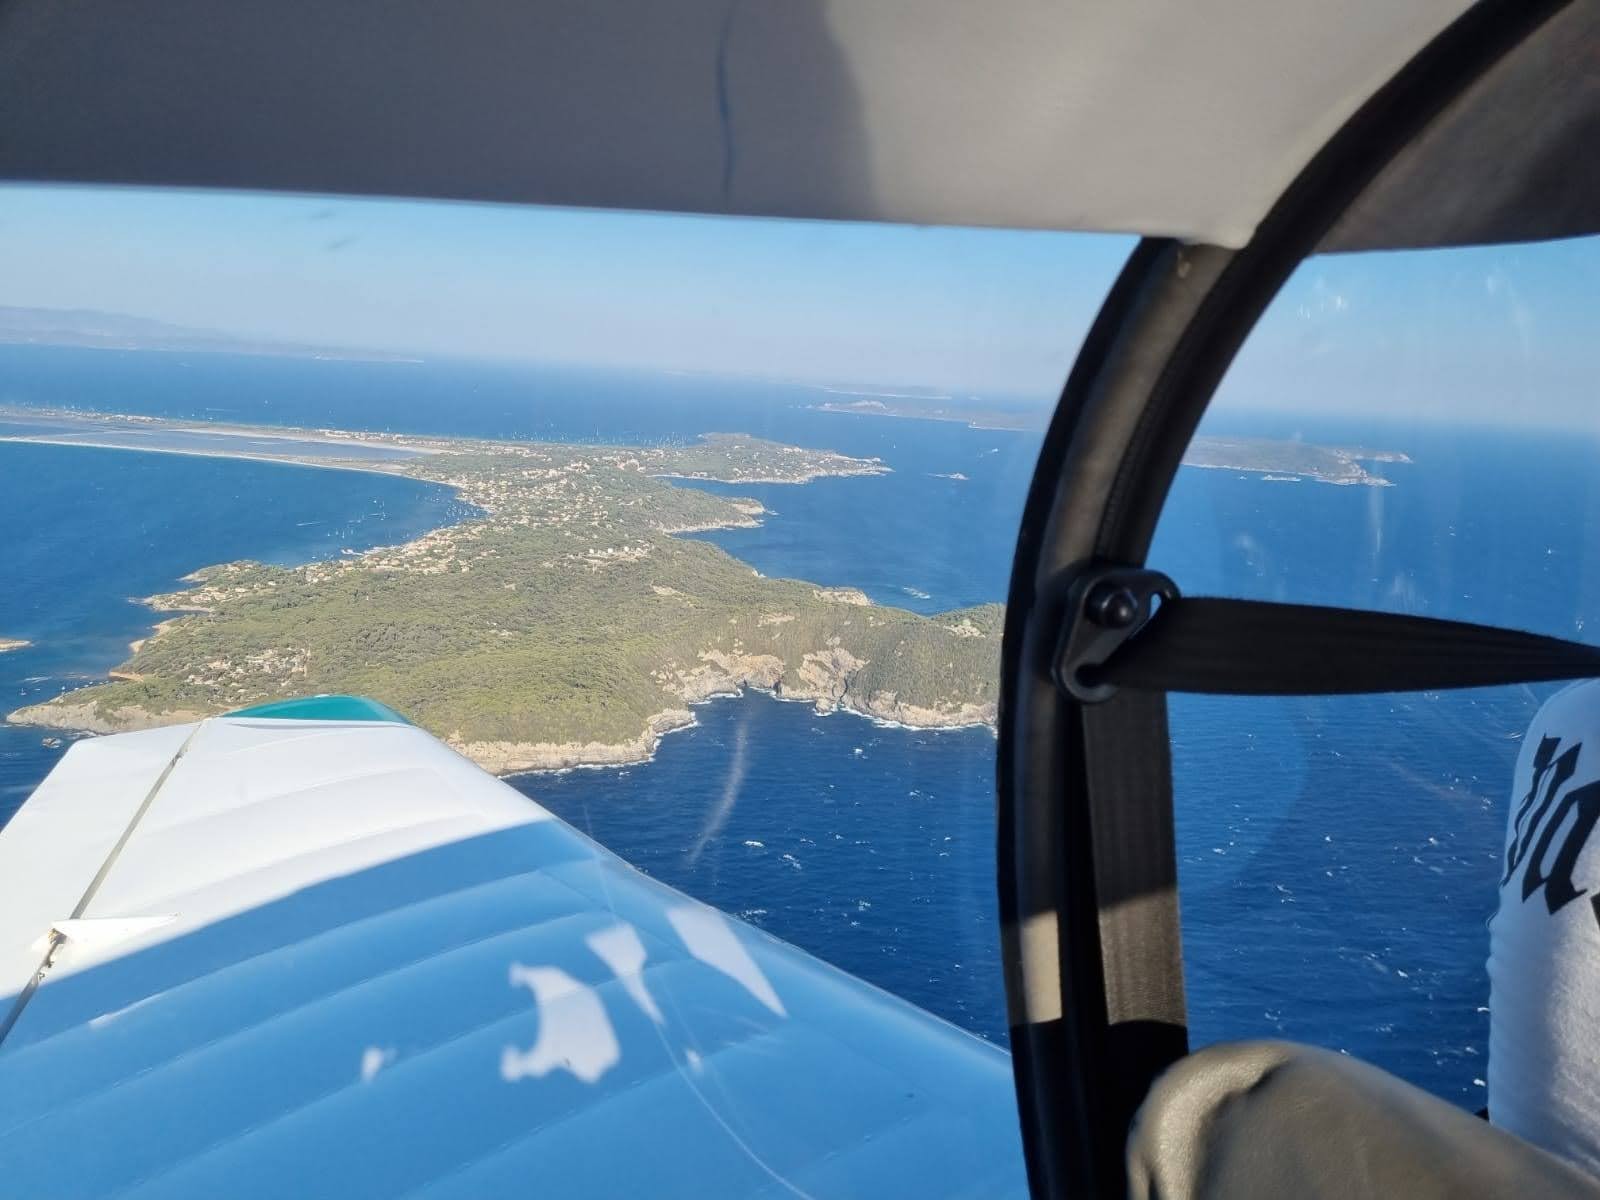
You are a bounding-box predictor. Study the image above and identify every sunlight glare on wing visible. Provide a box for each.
[668,904,786,1018]
[501,963,622,1084]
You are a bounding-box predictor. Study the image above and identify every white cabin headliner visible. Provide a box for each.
[0,0,1476,247]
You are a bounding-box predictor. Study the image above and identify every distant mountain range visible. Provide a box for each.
[0,306,417,362]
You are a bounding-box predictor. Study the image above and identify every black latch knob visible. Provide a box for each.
[1053,565,1179,702]
[1086,584,1141,630]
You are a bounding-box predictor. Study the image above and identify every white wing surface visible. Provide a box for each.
[0,706,1025,1198]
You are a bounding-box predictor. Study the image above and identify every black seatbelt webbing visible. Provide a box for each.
[1083,596,1600,698]
[1056,572,1600,1165]
[1080,692,1188,1142]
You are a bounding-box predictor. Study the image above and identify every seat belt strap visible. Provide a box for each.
[1058,568,1600,700]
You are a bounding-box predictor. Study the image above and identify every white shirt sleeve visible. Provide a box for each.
[1489,679,1600,1174]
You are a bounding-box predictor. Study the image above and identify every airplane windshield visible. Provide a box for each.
[10,178,1591,1192]
[0,183,1131,1194]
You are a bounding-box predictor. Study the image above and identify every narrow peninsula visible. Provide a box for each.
[3,409,1001,773]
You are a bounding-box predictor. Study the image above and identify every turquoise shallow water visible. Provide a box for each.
[0,346,1585,1105]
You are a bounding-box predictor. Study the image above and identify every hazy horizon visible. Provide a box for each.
[0,183,1593,428]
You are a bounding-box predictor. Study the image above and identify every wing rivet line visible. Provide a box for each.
[0,720,205,1051]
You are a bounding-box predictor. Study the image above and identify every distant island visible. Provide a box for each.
[815,395,1045,432]
[3,410,1000,772]
[1180,436,1410,486]
[0,639,28,654]
[815,397,1407,486]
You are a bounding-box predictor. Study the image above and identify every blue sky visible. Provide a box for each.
[0,184,1593,423]
[1225,238,1600,429]
[0,185,1131,402]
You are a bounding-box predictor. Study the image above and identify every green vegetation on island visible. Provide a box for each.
[6,415,1000,772]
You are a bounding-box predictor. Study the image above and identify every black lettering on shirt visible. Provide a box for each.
[1505,735,1600,923]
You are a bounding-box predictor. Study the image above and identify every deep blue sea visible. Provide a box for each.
[1,344,1588,1107]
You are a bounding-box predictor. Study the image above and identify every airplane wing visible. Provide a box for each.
[0,698,1025,1198]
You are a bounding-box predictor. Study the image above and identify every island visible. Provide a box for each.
[0,639,28,654]
[1179,436,1410,486]
[3,410,1001,773]
[816,395,1045,432]
[815,398,1410,486]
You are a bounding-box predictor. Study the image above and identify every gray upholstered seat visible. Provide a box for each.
[1128,1041,1600,1199]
